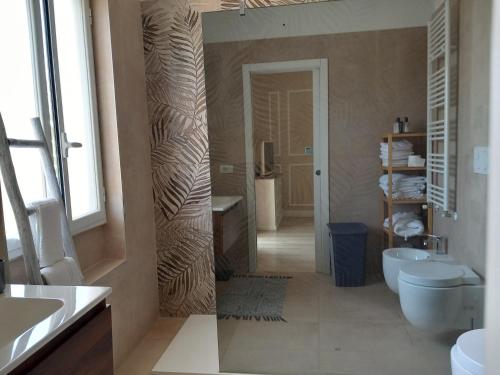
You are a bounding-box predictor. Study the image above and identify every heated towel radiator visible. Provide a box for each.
[427,0,458,216]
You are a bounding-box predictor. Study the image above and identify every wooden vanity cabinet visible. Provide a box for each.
[10,300,113,375]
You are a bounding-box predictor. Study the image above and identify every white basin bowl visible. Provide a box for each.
[382,248,430,294]
[0,297,63,347]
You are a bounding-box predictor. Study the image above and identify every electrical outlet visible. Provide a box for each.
[219,164,234,174]
[473,146,489,175]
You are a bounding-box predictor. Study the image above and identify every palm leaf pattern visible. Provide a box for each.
[157,223,215,316]
[142,1,215,317]
[141,0,326,317]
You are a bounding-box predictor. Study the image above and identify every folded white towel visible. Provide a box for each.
[381,161,409,167]
[394,218,425,238]
[399,176,426,182]
[380,158,412,164]
[41,257,83,286]
[396,185,426,193]
[398,181,426,187]
[380,150,414,157]
[380,141,414,168]
[384,212,424,238]
[380,148,414,154]
[379,174,406,185]
[27,199,65,268]
[380,140,414,151]
[379,174,427,199]
[384,211,419,228]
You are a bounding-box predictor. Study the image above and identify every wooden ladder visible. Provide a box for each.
[0,114,83,284]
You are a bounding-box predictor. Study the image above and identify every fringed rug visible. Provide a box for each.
[216,274,291,322]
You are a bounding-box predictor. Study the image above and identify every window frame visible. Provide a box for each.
[6,0,106,244]
[42,0,106,235]
[27,0,53,141]
[0,0,49,259]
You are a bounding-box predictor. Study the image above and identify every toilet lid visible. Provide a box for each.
[454,329,485,374]
[399,261,465,287]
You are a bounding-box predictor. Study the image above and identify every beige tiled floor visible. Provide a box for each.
[120,218,457,375]
[116,318,185,375]
[257,217,315,273]
[218,273,460,375]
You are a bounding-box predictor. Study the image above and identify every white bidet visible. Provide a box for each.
[382,248,430,294]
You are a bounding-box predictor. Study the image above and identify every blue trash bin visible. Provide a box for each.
[327,223,368,287]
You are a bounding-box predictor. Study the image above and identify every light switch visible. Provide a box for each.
[473,146,489,175]
[219,164,234,174]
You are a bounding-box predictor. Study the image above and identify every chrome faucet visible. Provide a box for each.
[422,234,448,255]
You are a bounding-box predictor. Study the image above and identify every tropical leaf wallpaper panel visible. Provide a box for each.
[141,0,326,316]
[142,0,214,316]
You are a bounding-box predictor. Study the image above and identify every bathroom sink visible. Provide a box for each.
[0,297,63,347]
[383,248,431,294]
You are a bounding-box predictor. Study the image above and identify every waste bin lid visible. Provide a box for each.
[327,223,368,235]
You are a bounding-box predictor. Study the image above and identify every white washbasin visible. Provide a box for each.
[211,196,243,212]
[383,248,430,294]
[0,297,63,347]
[0,284,111,374]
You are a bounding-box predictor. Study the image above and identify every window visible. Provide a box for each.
[0,0,105,258]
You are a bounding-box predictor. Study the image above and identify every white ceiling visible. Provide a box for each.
[202,0,436,44]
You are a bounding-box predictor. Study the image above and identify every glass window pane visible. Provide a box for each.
[0,0,48,257]
[53,0,100,220]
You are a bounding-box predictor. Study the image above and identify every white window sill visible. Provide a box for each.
[83,257,126,285]
[6,212,107,262]
[70,211,107,236]
[6,248,23,262]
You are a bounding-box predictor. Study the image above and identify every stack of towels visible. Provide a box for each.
[379,174,426,200]
[384,211,424,239]
[380,140,414,167]
[28,199,83,286]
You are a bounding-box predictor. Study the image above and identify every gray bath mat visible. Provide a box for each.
[217,275,291,322]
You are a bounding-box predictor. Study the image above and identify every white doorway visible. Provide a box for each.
[242,59,330,274]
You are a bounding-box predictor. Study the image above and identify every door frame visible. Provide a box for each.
[486,0,500,371]
[242,59,330,274]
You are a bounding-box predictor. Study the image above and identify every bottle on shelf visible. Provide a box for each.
[393,117,402,134]
[403,117,410,133]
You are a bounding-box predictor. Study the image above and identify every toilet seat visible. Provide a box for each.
[451,329,485,375]
[398,262,484,331]
[399,261,481,288]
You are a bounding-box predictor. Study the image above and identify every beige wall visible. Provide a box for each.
[29,0,163,366]
[205,27,427,274]
[434,0,492,277]
[252,72,314,216]
[90,0,160,365]
[7,0,160,367]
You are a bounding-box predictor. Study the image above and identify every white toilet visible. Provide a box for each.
[382,248,431,293]
[398,261,484,331]
[451,329,485,375]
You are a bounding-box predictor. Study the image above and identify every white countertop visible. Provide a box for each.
[212,196,243,213]
[0,284,111,374]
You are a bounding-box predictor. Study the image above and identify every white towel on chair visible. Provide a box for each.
[41,257,83,286]
[27,199,65,268]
